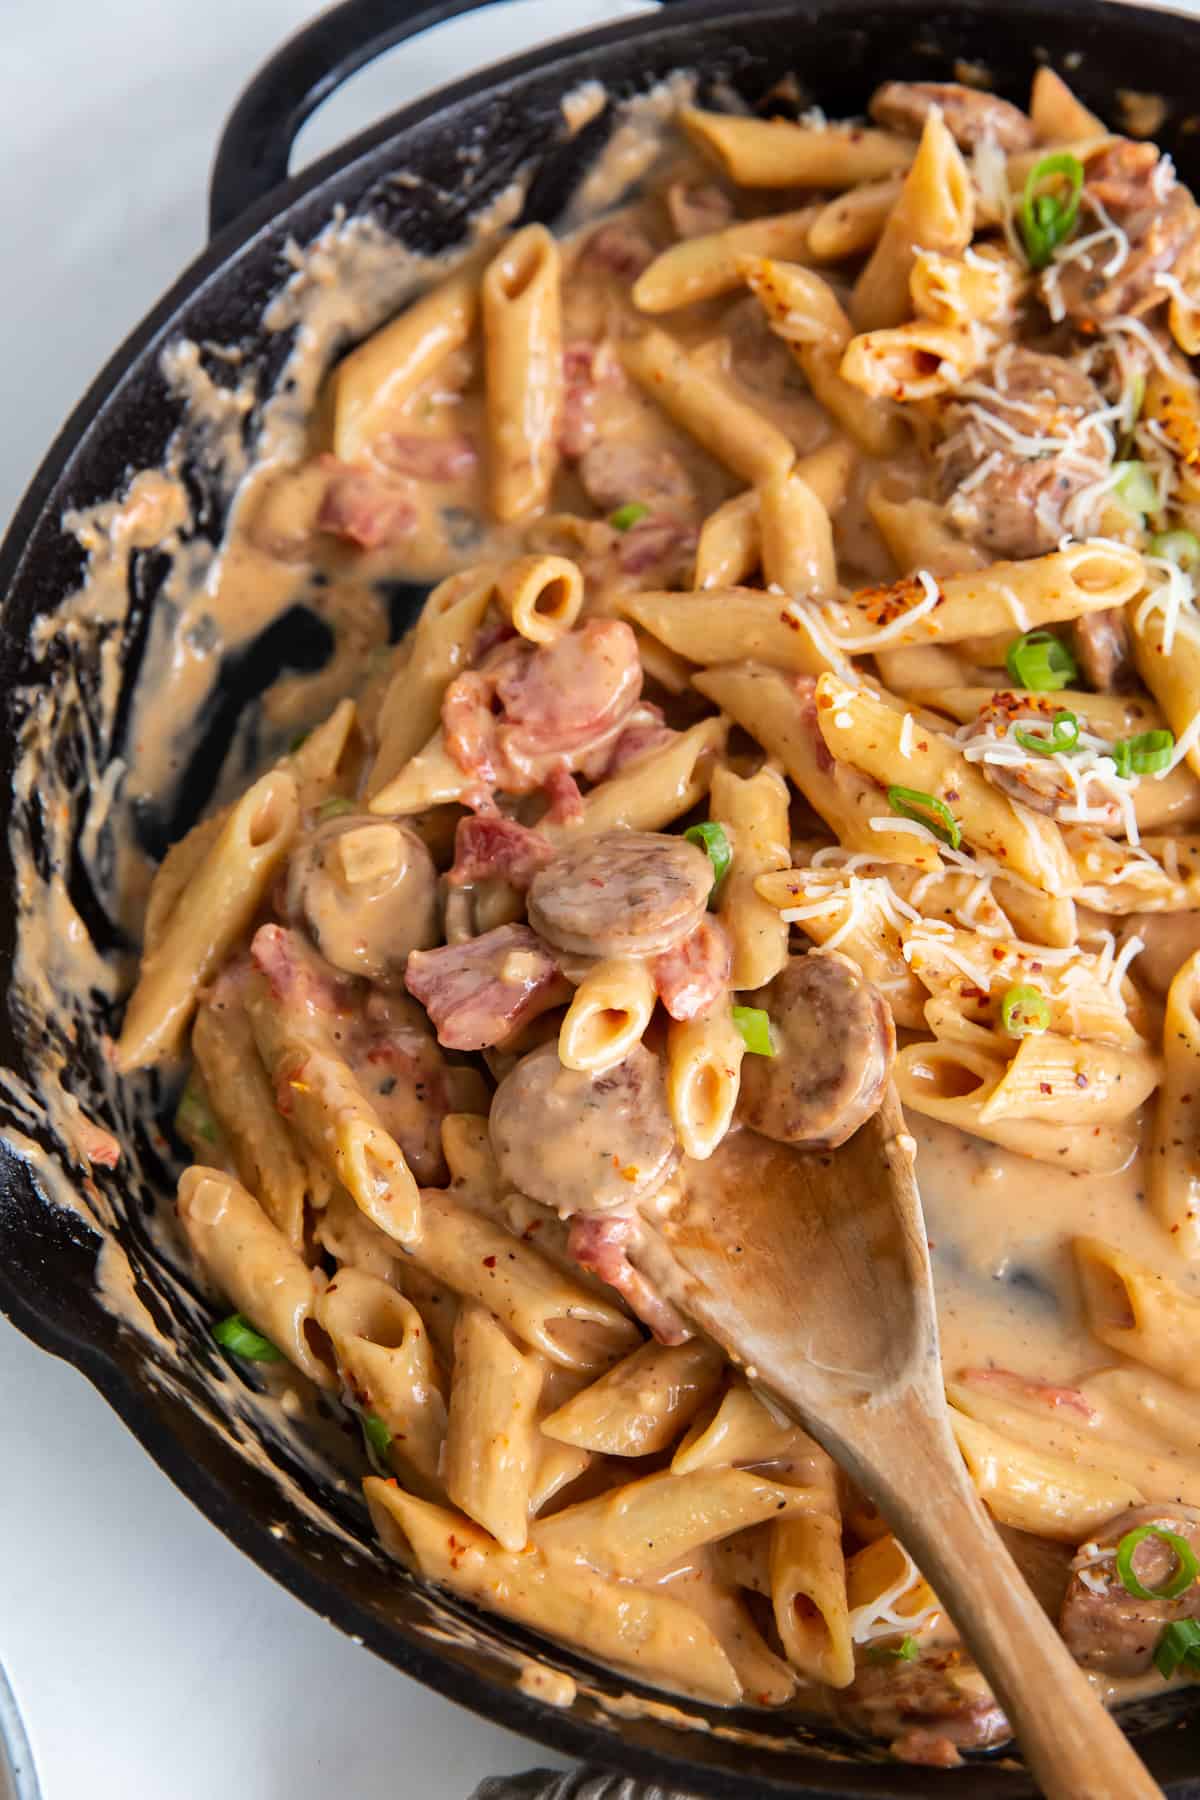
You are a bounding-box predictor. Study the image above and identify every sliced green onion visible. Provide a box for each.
[886,785,962,849]
[1001,984,1051,1037]
[866,1634,921,1664]
[1113,460,1160,517]
[1149,528,1200,571]
[1112,729,1175,778]
[732,1005,775,1057]
[1154,1618,1200,1679]
[317,796,355,821]
[177,1078,218,1146]
[1116,1525,1200,1601]
[1019,152,1084,268]
[212,1313,284,1362]
[362,1412,392,1459]
[684,820,733,891]
[1005,629,1079,692]
[610,501,650,531]
[1014,710,1082,757]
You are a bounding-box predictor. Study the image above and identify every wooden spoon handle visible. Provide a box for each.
[865,1396,1162,1800]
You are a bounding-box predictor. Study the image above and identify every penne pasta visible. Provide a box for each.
[756,468,836,600]
[680,107,915,188]
[621,326,795,486]
[443,1301,544,1550]
[949,1407,1145,1540]
[666,1008,745,1161]
[852,113,974,331]
[115,770,299,1070]
[177,1167,336,1389]
[1075,1235,1200,1388]
[493,553,583,644]
[1149,950,1200,1258]
[558,956,657,1073]
[482,225,563,520]
[366,1481,744,1704]
[329,258,481,461]
[633,207,819,312]
[541,1337,725,1456]
[317,1267,447,1495]
[710,762,791,990]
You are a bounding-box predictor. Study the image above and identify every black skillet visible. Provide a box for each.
[2,0,1199,1792]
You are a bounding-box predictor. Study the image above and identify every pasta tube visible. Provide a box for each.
[666,1008,745,1161]
[330,259,480,461]
[621,327,795,486]
[115,770,299,1070]
[711,762,791,990]
[1075,1236,1200,1389]
[533,1467,819,1579]
[853,113,974,330]
[365,1482,743,1704]
[482,225,563,520]
[443,1301,544,1551]
[317,1267,447,1495]
[541,1338,725,1457]
[680,107,914,187]
[815,673,1077,895]
[1149,950,1200,1258]
[558,956,657,1073]
[177,1167,335,1389]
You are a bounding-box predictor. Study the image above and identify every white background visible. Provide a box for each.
[0,3,651,1795]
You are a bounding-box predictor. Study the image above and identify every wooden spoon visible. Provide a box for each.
[660,1086,1163,1800]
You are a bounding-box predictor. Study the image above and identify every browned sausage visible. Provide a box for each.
[527,830,713,958]
[736,952,896,1148]
[1071,607,1137,694]
[287,814,438,980]
[869,80,1035,152]
[832,1645,1009,1767]
[935,348,1109,560]
[1049,139,1200,326]
[489,1039,678,1214]
[1060,1504,1200,1675]
[577,442,695,514]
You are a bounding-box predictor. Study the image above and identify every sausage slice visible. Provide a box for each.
[869,80,1035,152]
[737,952,896,1149]
[527,830,713,959]
[1060,1504,1200,1675]
[832,1645,1009,1766]
[490,1039,678,1214]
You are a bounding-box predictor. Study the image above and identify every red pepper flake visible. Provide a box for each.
[1039,1081,1053,1094]
[482,1254,497,1269]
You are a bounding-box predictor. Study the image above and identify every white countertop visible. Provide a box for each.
[0,3,650,1795]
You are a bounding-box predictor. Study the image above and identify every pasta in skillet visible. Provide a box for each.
[124,66,1200,1767]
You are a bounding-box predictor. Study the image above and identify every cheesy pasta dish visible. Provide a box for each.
[113,66,1200,1769]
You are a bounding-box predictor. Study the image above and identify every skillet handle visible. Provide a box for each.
[208,0,680,240]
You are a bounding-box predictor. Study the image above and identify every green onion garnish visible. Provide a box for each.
[1001,984,1051,1037]
[317,796,355,821]
[1005,629,1079,692]
[1154,1619,1200,1679]
[866,1635,921,1664]
[289,731,309,754]
[362,1412,392,1459]
[212,1313,284,1362]
[1149,528,1200,571]
[1013,710,1082,757]
[684,820,733,892]
[732,1006,775,1056]
[886,785,962,849]
[610,501,650,531]
[177,1078,218,1146]
[1116,1525,1199,1601]
[1113,460,1160,517]
[1111,729,1175,778]
[1019,152,1085,269]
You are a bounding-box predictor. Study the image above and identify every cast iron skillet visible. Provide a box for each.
[2,1,1200,1792]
